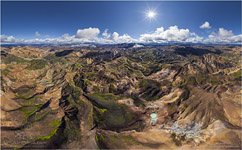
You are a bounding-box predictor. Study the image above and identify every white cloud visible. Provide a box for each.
[0,35,24,43]
[206,28,242,43]
[133,43,144,48]
[200,21,211,29]
[35,31,41,37]
[139,26,203,43]
[1,35,16,43]
[112,32,136,43]
[102,29,111,39]
[217,28,234,37]
[75,27,100,41]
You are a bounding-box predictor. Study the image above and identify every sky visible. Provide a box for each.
[1,1,241,44]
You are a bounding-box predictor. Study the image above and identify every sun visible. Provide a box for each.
[145,9,157,21]
[147,11,156,19]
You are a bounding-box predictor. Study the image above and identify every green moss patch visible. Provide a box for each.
[33,110,50,122]
[1,68,11,76]
[231,69,242,80]
[185,76,197,85]
[26,59,48,70]
[88,93,141,131]
[90,93,121,102]
[36,119,61,141]
[44,54,68,65]
[37,129,57,141]
[139,79,162,101]
[62,84,81,104]
[195,73,207,84]
[20,104,42,118]
[103,105,136,129]
[50,119,61,128]
[14,85,35,99]
[87,92,122,109]
[208,75,222,85]
[2,54,27,64]
[16,95,42,106]
[63,117,81,141]
[108,134,139,145]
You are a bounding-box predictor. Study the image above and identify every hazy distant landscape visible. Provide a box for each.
[1,1,241,149]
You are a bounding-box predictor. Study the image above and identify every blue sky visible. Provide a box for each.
[1,1,241,44]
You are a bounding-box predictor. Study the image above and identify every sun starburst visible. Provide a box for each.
[145,8,157,21]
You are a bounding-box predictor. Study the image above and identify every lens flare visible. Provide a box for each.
[145,9,157,21]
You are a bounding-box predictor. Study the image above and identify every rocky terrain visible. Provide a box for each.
[0,44,241,149]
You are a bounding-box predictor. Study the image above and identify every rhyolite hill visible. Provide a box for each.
[1,45,241,149]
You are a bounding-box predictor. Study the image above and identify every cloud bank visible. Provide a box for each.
[75,27,100,41]
[0,35,24,43]
[1,25,241,44]
[139,26,203,43]
[207,28,242,43]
